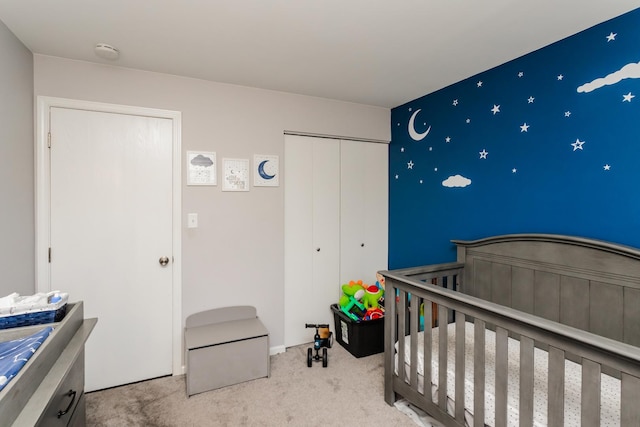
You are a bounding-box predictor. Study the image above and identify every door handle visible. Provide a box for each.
[159,256,170,266]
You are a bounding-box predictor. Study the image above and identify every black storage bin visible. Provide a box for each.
[331,304,384,358]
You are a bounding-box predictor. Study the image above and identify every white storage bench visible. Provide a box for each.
[184,306,270,396]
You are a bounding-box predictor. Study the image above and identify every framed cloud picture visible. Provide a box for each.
[187,151,217,186]
[253,154,279,187]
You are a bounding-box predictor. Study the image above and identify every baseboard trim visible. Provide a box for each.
[269,345,286,355]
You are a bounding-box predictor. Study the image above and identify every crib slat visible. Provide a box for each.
[580,358,600,427]
[621,373,640,426]
[410,296,419,389]
[547,346,565,426]
[495,327,508,427]
[398,290,407,385]
[474,319,485,427]
[446,276,455,324]
[519,336,534,427]
[384,280,397,405]
[424,298,433,401]
[455,314,466,423]
[438,305,448,412]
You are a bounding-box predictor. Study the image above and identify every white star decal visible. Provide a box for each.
[434,167,438,172]
[466,118,471,124]
[419,179,423,184]
[557,74,564,80]
[395,174,399,179]
[477,81,483,87]
[604,164,611,171]
[571,139,585,151]
[452,99,459,106]
[623,92,635,102]
[606,32,617,42]
[528,96,535,103]
[445,136,451,143]
[564,111,571,117]
[518,71,524,78]
[512,168,517,173]
[479,149,488,159]
[400,147,405,152]
[520,123,530,132]
[429,147,433,151]
[407,160,414,169]
[491,104,500,114]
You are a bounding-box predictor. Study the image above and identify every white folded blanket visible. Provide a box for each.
[0,291,68,317]
[0,293,19,308]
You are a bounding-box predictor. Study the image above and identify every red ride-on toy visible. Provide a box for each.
[305,323,333,367]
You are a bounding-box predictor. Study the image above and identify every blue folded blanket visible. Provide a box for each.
[0,326,53,392]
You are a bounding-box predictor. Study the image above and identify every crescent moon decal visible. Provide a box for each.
[258,160,276,180]
[408,109,431,141]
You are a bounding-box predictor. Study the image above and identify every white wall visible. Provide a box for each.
[34,55,390,348]
[0,20,33,296]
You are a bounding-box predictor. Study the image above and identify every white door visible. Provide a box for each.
[340,140,389,286]
[49,107,174,391]
[284,135,340,347]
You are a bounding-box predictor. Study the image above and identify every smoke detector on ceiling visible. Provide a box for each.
[94,43,120,60]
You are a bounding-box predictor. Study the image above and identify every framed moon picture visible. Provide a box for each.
[253,154,279,187]
[222,158,250,191]
[187,151,216,186]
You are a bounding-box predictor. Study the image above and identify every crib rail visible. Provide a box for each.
[381,264,640,427]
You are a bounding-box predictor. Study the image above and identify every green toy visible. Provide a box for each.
[339,280,365,307]
[339,280,366,321]
[341,295,365,321]
[362,285,384,310]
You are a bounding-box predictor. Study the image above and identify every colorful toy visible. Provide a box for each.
[339,280,366,321]
[305,323,333,367]
[375,272,386,307]
[339,280,364,306]
[363,307,384,320]
[362,285,384,310]
[341,293,365,321]
[339,279,385,321]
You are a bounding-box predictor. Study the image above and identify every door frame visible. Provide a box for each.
[35,96,183,376]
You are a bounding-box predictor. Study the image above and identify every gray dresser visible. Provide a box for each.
[0,301,96,426]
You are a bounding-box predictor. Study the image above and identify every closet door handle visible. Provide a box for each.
[316,248,321,252]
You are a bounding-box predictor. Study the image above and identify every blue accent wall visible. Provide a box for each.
[389,8,640,269]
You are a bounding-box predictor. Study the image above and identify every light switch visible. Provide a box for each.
[187,213,198,228]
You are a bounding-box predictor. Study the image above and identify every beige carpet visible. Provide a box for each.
[85,342,418,426]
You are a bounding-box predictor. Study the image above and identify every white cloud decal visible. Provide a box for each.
[577,61,640,93]
[442,175,471,188]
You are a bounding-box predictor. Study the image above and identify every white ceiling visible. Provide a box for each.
[1,1,639,108]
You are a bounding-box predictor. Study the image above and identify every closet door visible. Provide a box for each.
[284,135,340,347]
[340,140,388,287]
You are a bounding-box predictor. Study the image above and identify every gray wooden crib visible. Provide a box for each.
[381,234,640,427]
